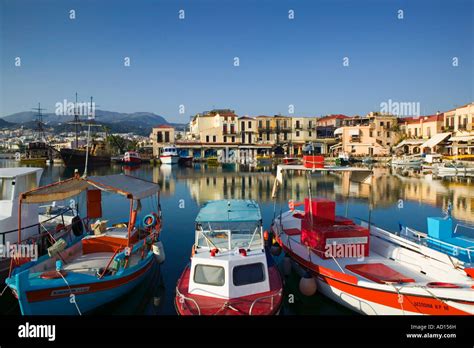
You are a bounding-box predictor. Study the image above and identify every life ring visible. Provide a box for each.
[143,213,159,228]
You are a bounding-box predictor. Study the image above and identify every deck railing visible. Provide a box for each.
[248,290,282,315]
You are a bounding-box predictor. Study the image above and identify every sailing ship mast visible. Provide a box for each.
[32,102,46,142]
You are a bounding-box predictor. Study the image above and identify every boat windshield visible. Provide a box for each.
[195,221,263,251]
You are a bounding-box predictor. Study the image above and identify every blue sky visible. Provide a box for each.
[1,0,472,122]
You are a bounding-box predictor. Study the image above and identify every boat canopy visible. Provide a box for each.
[196,200,262,223]
[19,174,160,204]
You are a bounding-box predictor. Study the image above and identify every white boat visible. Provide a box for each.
[160,145,179,165]
[434,162,474,175]
[0,168,44,243]
[391,155,423,168]
[270,164,474,315]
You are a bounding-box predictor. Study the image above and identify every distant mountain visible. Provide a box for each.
[1,110,186,135]
[0,118,14,128]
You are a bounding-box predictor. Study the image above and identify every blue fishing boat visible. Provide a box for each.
[399,204,474,265]
[6,174,164,315]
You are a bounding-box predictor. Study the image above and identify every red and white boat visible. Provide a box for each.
[160,145,179,165]
[123,151,141,165]
[175,200,283,315]
[270,164,474,315]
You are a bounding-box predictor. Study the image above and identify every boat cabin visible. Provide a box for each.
[161,146,178,156]
[0,168,43,243]
[189,200,270,299]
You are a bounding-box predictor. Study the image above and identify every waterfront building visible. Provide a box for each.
[332,112,401,156]
[396,113,449,154]
[151,125,175,157]
[255,115,292,146]
[444,103,474,156]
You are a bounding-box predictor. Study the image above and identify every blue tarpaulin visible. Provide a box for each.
[195,200,262,223]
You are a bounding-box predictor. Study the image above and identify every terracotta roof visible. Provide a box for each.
[400,114,444,124]
[318,114,350,121]
[153,124,174,129]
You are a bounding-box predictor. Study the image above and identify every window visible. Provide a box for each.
[380,121,384,127]
[0,178,13,200]
[284,133,288,140]
[194,264,225,286]
[233,263,265,286]
[157,132,163,142]
[230,125,235,134]
[164,132,170,142]
[232,136,235,143]
[206,135,210,143]
[258,121,262,128]
[266,133,270,141]
[241,122,245,131]
[386,131,390,137]
[213,135,216,142]
[387,122,390,129]
[309,131,312,137]
[296,131,300,137]
[224,136,227,143]
[248,121,251,128]
[223,124,227,134]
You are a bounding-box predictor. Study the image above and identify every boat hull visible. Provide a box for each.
[274,228,473,316]
[10,253,154,315]
[60,148,111,167]
[175,263,283,316]
[160,155,179,164]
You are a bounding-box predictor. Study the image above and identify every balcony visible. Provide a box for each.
[273,126,292,132]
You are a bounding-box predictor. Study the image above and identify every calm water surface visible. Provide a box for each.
[2,160,473,315]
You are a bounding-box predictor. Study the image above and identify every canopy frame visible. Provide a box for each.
[17,174,161,245]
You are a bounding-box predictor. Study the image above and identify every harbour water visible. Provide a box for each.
[2,159,473,315]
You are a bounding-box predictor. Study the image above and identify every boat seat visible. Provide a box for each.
[63,252,115,273]
[345,263,415,284]
[283,228,302,236]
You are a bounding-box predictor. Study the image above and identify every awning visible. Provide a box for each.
[20,174,160,204]
[394,139,425,148]
[334,128,343,135]
[87,175,160,200]
[349,129,361,136]
[421,132,451,149]
[448,135,474,142]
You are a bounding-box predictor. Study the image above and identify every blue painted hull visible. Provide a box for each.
[9,253,155,315]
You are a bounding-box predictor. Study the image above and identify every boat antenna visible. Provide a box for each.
[83,96,94,178]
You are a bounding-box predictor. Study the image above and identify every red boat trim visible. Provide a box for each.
[175,264,283,315]
[25,258,153,303]
[278,238,472,315]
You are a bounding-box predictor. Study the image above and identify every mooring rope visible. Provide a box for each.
[57,271,82,316]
